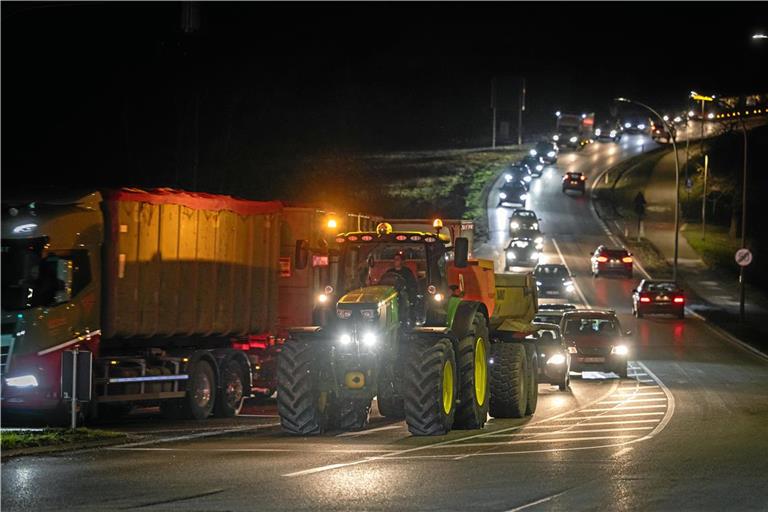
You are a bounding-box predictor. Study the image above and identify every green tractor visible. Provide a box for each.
[277,221,539,436]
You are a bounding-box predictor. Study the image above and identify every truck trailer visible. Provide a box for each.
[1,188,374,424]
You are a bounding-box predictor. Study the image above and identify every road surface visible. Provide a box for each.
[3,136,768,511]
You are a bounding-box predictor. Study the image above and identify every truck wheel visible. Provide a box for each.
[404,337,457,436]
[214,359,246,418]
[524,344,539,416]
[183,359,217,420]
[277,339,333,435]
[338,399,371,431]
[489,342,528,419]
[454,313,490,429]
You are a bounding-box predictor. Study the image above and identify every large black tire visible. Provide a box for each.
[489,342,528,419]
[277,339,334,435]
[404,337,457,436]
[338,399,371,431]
[214,359,247,418]
[524,343,539,416]
[377,371,405,419]
[454,313,490,429]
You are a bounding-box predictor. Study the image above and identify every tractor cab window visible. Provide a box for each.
[341,242,427,293]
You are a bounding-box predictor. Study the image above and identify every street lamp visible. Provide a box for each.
[615,97,681,282]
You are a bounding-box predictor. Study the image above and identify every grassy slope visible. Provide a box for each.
[1,428,125,451]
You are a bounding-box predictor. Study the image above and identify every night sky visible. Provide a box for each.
[2,2,765,197]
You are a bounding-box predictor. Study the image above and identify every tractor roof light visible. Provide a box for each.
[326,218,338,230]
[433,218,444,232]
[376,222,393,235]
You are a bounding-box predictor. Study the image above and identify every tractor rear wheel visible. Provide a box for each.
[404,337,457,436]
[277,339,334,435]
[489,342,528,419]
[454,313,490,429]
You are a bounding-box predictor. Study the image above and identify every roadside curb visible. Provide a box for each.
[588,154,768,362]
[1,434,134,462]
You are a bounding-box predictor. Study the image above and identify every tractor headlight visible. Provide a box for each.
[5,375,39,388]
[611,345,629,355]
[361,332,377,347]
[547,354,566,365]
[569,136,578,143]
[336,309,352,320]
[338,333,352,345]
[360,309,377,320]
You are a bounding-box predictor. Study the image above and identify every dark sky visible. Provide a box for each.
[2,2,765,197]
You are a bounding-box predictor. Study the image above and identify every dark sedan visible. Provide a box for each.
[534,263,576,298]
[632,279,685,319]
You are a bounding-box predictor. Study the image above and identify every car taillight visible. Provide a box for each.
[596,256,608,263]
[622,256,633,263]
[673,297,685,304]
[639,296,651,303]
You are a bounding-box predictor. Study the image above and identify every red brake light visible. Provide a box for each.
[596,256,608,263]
[622,256,633,263]
[673,297,685,304]
[639,297,651,303]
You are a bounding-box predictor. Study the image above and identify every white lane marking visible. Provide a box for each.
[551,237,591,308]
[110,423,281,449]
[579,405,667,412]
[599,398,667,404]
[611,391,665,396]
[488,426,653,437]
[282,379,620,477]
[613,447,634,457]
[336,425,402,437]
[429,435,639,448]
[565,419,661,426]
[504,490,569,512]
[568,412,665,419]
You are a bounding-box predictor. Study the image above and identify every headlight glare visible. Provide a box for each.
[612,345,629,355]
[5,375,38,388]
[362,332,377,346]
[339,334,352,345]
[547,354,566,365]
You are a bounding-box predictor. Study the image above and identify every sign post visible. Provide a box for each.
[62,349,93,429]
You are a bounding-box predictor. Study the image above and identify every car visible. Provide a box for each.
[594,124,622,142]
[590,245,633,278]
[529,323,571,390]
[504,164,533,185]
[650,120,676,142]
[531,141,559,164]
[622,120,648,134]
[632,279,685,319]
[509,209,543,246]
[562,171,586,194]
[534,263,575,298]
[519,155,544,177]
[560,309,631,378]
[505,237,540,269]
[498,181,528,208]
[534,303,578,325]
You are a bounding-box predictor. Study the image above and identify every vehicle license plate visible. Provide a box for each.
[583,357,605,363]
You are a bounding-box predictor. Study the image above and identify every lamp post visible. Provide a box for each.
[616,97,681,282]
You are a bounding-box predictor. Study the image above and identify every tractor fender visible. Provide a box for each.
[449,301,488,340]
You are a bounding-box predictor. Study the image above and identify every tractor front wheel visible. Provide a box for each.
[404,337,457,436]
[454,313,490,429]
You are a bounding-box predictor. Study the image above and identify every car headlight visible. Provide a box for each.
[565,285,575,293]
[530,252,539,260]
[524,175,532,183]
[536,164,543,171]
[624,122,632,129]
[506,251,516,260]
[552,135,560,141]
[5,375,39,388]
[360,309,377,320]
[529,149,537,156]
[595,129,602,136]
[505,173,512,181]
[510,221,520,230]
[547,354,566,365]
[337,309,352,319]
[520,194,528,200]
[610,130,617,137]
[637,124,646,130]
[338,333,352,345]
[674,116,682,123]
[499,192,507,199]
[569,136,578,143]
[547,151,555,158]
[563,280,573,287]
[611,345,629,355]
[361,332,377,347]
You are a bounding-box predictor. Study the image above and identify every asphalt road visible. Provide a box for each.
[4,137,768,511]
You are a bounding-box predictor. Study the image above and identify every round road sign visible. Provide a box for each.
[735,248,752,267]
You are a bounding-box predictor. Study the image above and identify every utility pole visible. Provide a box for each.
[701,154,708,241]
[491,76,497,149]
[518,77,525,146]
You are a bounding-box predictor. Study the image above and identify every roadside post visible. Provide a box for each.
[62,348,93,429]
[701,155,708,240]
[735,248,752,321]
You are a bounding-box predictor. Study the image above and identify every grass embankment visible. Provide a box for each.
[682,223,740,272]
[1,428,125,451]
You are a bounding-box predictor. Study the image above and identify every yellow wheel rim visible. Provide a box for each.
[474,338,487,406]
[442,360,454,415]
